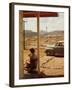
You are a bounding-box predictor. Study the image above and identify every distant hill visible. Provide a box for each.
[40,30,64,36]
[23,30,64,37]
[47,31,64,36]
[23,30,37,37]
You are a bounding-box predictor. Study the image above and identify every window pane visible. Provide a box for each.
[39,12,64,77]
[23,18,38,78]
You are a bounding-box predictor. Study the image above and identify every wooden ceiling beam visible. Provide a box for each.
[22,11,58,17]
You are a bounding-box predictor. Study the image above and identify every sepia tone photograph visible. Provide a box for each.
[19,11,64,79]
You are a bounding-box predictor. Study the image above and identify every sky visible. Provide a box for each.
[23,12,64,32]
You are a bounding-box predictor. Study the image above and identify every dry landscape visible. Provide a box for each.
[23,30,64,78]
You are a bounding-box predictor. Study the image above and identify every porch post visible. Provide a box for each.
[37,12,40,74]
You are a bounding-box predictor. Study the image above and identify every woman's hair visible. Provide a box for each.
[30,48,35,53]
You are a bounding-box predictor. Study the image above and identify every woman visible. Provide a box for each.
[26,48,38,73]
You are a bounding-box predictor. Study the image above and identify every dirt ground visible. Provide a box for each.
[23,35,64,78]
[23,48,64,78]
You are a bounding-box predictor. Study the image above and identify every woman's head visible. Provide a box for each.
[30,48,35,54]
